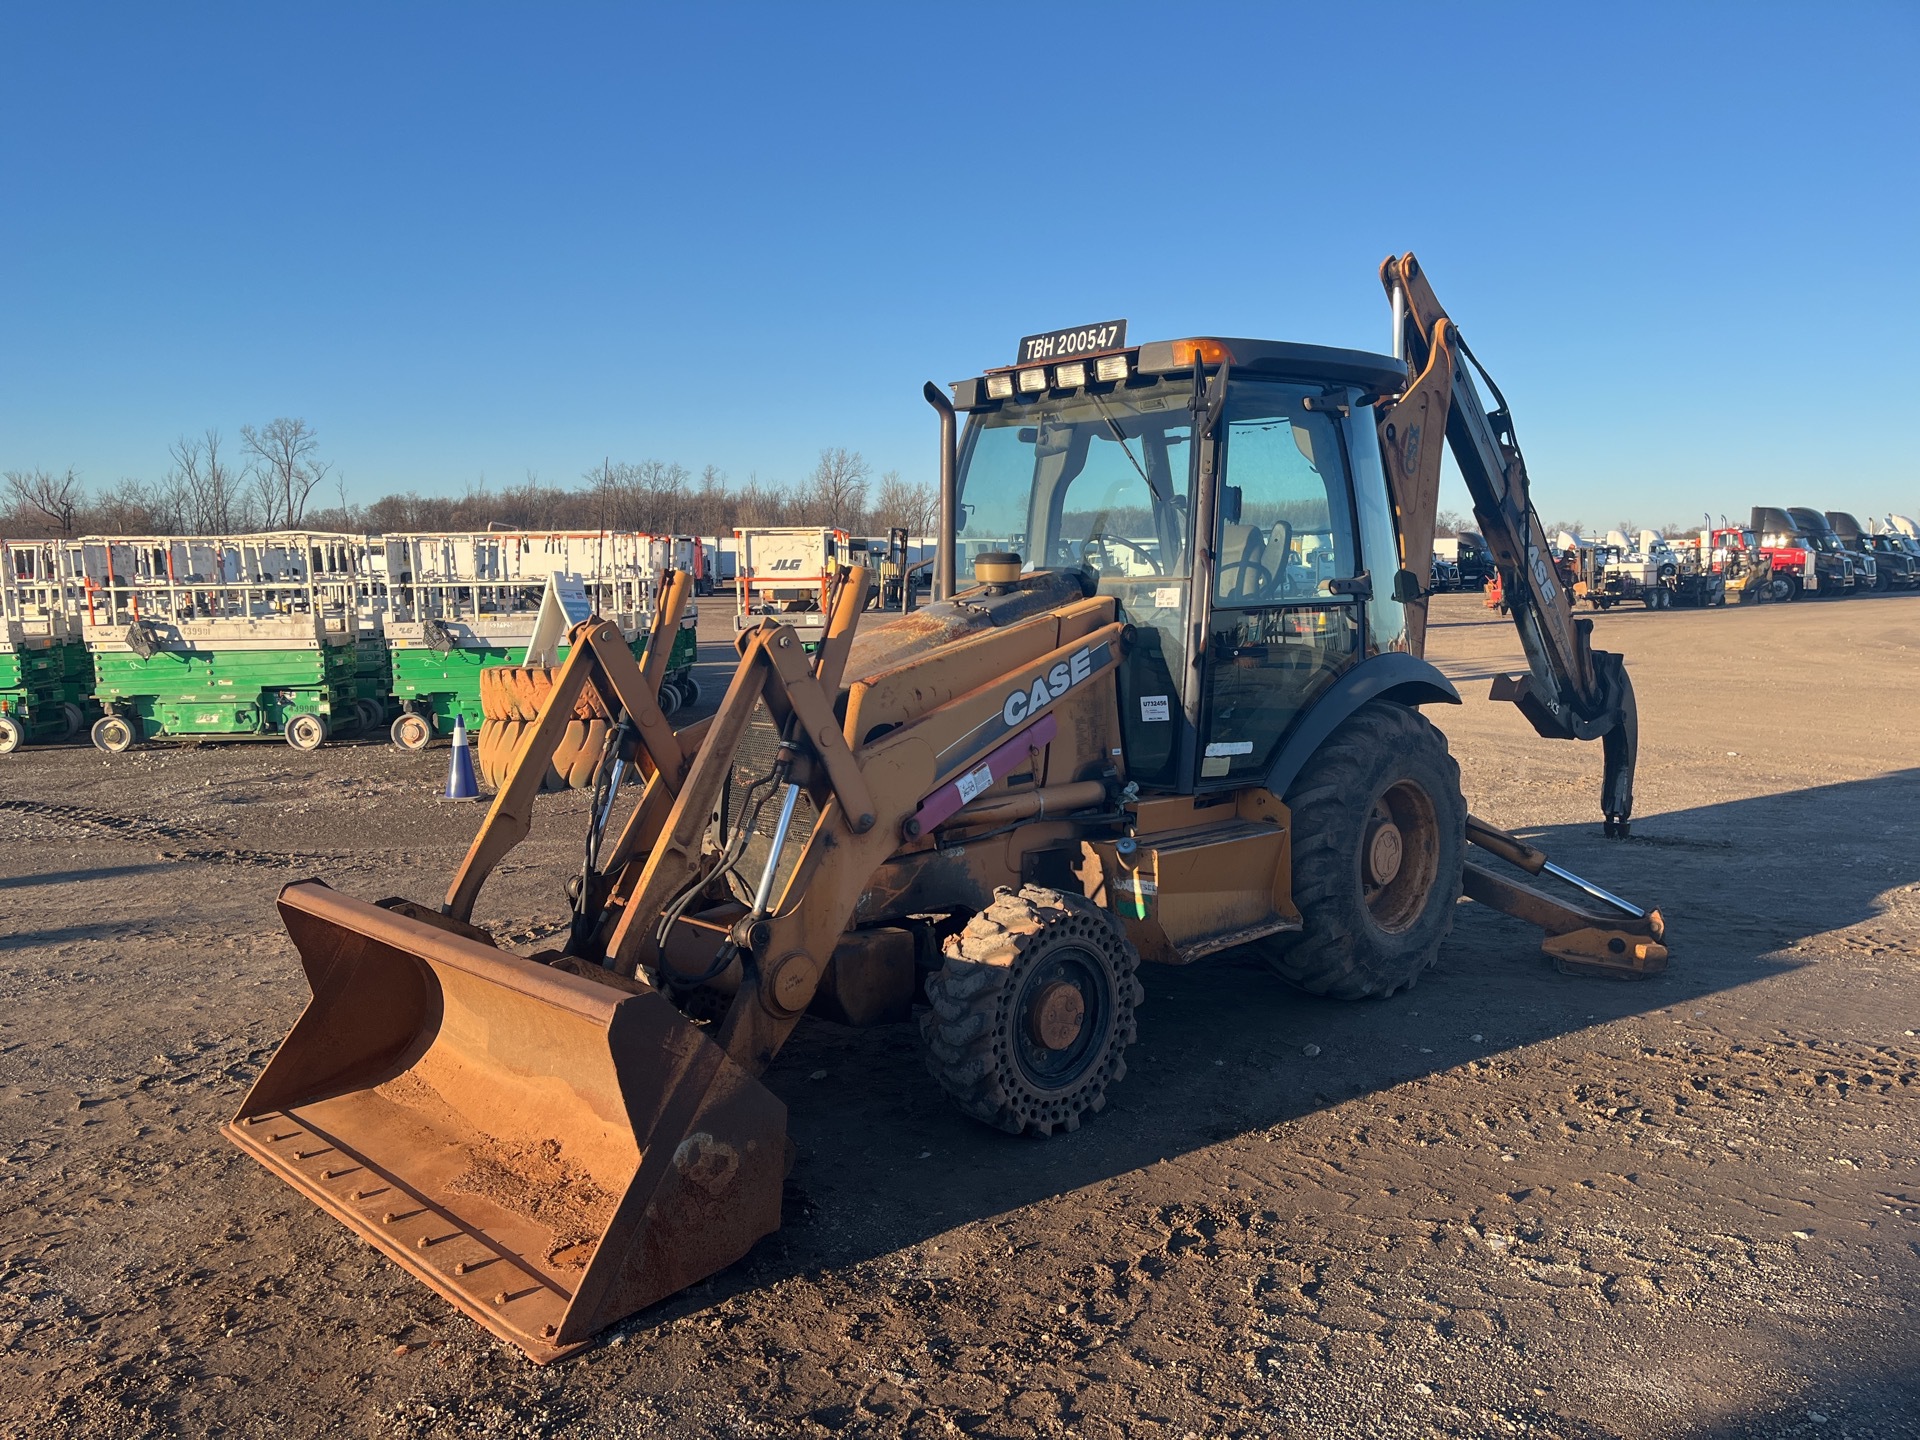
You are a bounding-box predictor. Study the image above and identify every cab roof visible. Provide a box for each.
[952,337,1406,411]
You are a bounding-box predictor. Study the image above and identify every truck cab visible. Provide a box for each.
[1828,511,1912,592]
[1752,507,1841,599]
[1785,507,1864,596]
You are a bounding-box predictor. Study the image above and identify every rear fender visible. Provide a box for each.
[1261,651,1459,798]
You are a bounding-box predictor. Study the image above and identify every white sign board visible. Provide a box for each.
[525,571,595,667]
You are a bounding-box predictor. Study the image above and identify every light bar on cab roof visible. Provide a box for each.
[1054,361,1087,389]
[985,373,1015,399]
[1017,368,1048,393]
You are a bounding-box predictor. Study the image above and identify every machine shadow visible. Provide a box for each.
[625,767,1919,1337]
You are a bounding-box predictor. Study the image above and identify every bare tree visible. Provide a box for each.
[1433,509,1466,538]
[803,447,870,530]
[92,476,178,532]
[731,472,789,529]
[871,470,937,534]
[3,467,83,535]
[242,417,331,528]
[167,430,248,534]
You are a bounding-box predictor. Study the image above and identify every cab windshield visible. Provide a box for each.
[954,379,1193,579]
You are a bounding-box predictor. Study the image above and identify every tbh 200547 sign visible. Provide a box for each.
[1017,322,1127,365]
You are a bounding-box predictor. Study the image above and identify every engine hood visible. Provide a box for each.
[843,569,1096,686]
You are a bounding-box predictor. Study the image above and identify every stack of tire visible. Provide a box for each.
[474,665,615,793]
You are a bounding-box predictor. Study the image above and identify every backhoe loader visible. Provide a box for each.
[227,254,1665,1361]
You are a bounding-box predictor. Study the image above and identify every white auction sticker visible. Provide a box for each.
[1204,741,1254,757]
[954,763,994,803]
[1139,695,1170,722]
[1153,585,1182,609]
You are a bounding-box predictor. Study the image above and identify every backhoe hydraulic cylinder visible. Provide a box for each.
[1541,860,1644,918]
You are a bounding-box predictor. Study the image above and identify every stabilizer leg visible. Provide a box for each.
[1462,815,1667,978]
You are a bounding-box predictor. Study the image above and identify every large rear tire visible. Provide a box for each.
[1259,702,1465,1000]
[920,885,1143,1137]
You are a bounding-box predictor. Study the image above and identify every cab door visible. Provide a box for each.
[1197,381,1365,790]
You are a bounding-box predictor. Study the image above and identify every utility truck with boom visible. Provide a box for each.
[227,255,1666,1361]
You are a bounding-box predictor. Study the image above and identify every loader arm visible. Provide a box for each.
[1377,252,1639,835]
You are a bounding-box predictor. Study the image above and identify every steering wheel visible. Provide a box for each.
[1214,559,1275,603]
[1083,532,1163,576]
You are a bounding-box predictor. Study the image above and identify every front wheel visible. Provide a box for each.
[0,716,23,754]
[284,713,329,751]
[92,714,137,754]
[1258,702,1465,1000]
[658,681,682,717]
[677,673,701,707]
[920,886,1143,1136]
[390,711,434,751]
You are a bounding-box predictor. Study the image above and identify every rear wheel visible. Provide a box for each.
[920,885,1143,1136]
[284,713,329,751]
[678,673,702,708]
[354,697,383,731]
[1259,702,1465,1000]
[391,711,434,751]
[60,702,85,737]
[0,716,23,754]
[92,714,137,754]
[658,681,682,717]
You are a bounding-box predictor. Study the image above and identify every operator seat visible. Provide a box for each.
[1218,524,1268,603]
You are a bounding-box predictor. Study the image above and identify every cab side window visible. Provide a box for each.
[1215,396,1356,605]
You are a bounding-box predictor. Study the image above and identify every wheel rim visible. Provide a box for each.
[0,719,20,753]
[1009,944,1111,1093]
[398,715,430,748]
[1361,779,1442,934]
[102,720,131,751]
[291,716,322,748]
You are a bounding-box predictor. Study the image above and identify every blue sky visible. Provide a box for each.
[2,3,1915,527]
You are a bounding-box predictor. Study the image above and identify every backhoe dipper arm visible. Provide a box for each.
[1377,252,1638,836]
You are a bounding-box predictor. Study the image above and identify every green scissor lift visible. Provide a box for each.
[0,540,92,753]
[378,531,700,750]
[77,533,367,752]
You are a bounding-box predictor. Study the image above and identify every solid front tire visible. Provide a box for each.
[390,712,434,751]
[920,885,1143,1136]
[0,716,22,754]
[92,715,137,753]
[284,713,329,751]
[1261,702,1465,1000]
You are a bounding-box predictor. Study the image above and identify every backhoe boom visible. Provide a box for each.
[1377,252,1638,835]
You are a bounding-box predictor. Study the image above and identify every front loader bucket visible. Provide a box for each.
[224,882,786,1362]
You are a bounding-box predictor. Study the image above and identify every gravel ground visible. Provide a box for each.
[2,590,1917,1439]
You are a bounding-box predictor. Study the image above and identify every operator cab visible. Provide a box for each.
[948,330,1410,796]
